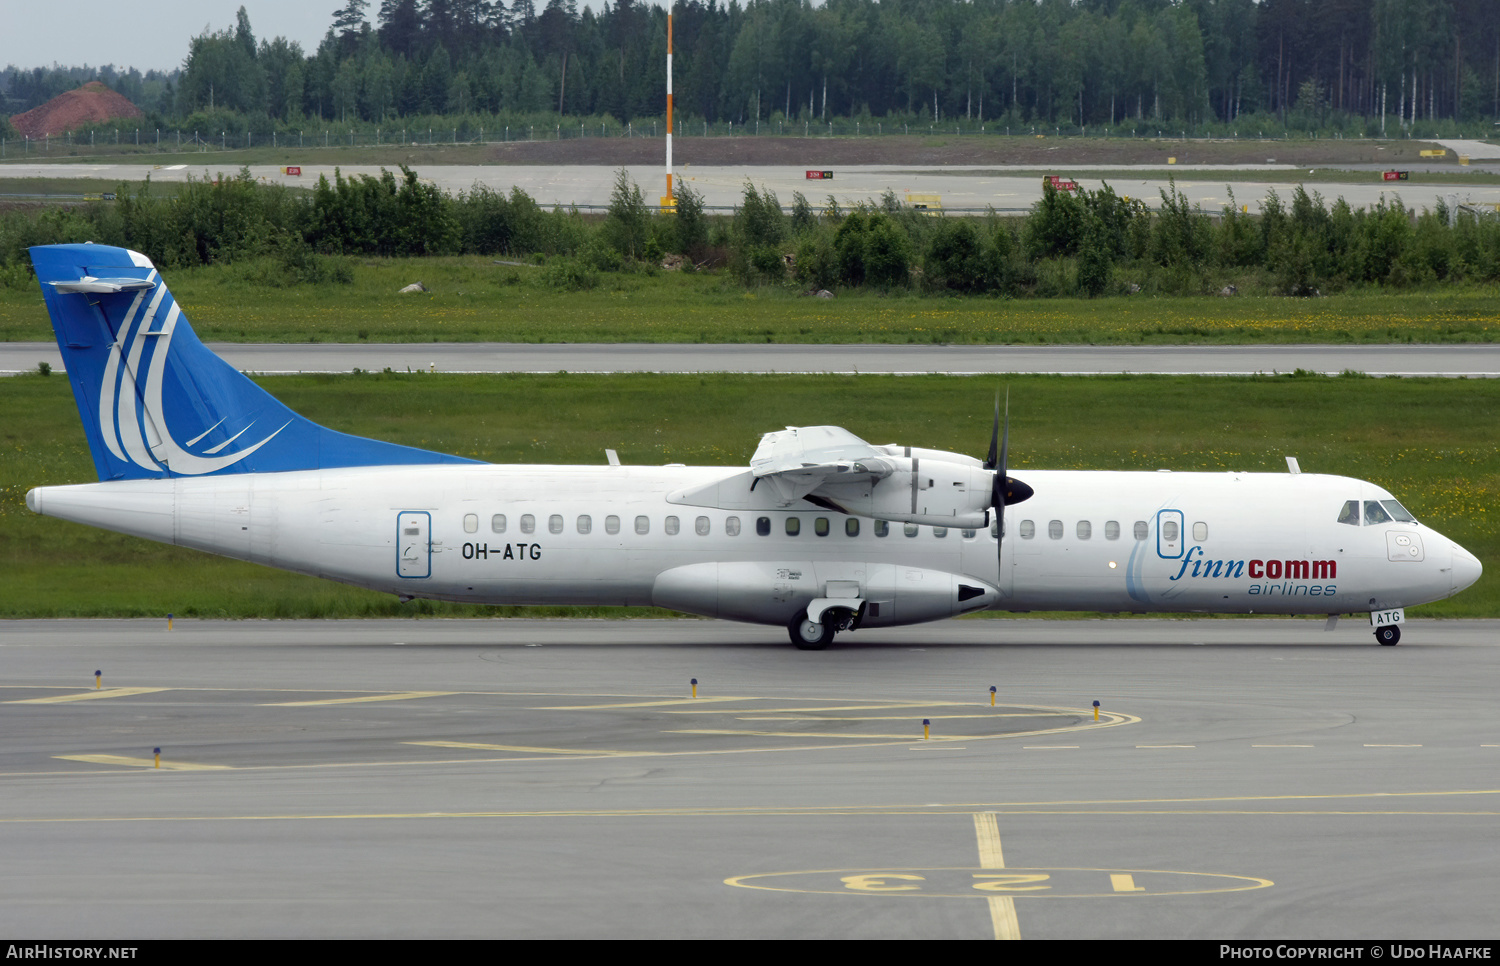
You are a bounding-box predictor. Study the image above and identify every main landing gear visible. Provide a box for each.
[1375,625,1401,646]
[787,607,860,650]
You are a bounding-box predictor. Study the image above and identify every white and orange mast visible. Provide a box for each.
[664,9,674,211]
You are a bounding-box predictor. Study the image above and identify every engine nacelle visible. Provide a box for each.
[651,560,999,627]
[826,457,994,529]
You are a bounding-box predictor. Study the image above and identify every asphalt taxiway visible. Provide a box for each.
[5,159,1499,214]
[1,617,1496,939]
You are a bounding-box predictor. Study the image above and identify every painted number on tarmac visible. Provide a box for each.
[726,868,1272,898]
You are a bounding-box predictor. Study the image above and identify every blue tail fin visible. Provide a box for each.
[30,244,478,481]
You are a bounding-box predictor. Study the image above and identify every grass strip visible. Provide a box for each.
[3,257,1499,345]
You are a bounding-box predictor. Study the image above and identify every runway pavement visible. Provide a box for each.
[5,159,1497,214]
[6,341,1500,376]
[1,617,1496,939]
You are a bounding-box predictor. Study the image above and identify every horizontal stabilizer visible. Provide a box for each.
[49,277,158,294]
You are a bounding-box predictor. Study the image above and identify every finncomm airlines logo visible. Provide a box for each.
[1170,546,1337,597]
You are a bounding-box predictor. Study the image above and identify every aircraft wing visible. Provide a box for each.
[749,426,894,506]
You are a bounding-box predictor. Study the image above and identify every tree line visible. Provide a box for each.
[3,2,1498,141]
[2,167,1497,299]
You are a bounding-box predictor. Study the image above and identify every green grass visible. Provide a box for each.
[2,370,1495,618]
[3,256,1499,344]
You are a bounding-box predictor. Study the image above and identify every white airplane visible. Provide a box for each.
[24,243,1482,648]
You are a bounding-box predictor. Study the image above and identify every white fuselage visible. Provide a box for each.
[26,464,1479,628]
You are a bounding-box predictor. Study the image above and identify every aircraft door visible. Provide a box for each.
[1156,509,1183,559]
[397,511,431,579]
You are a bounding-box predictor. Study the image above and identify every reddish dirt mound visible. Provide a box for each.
[9,82,143,139]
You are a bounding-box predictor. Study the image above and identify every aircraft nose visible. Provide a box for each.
[1451,544,1483,594]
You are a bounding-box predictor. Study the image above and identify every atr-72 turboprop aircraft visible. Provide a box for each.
[24,243,1482,647]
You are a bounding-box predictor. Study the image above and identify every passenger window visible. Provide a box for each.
[695,516,710,536]
[1105,520,1120,540]
[577,515,592,534]
[1048,520,1063,540]
[463,513,478,534]
[814,517,830,537]
[605,515,621,535]
[1337,500,1360,526]
[786,517,801,536]
[1163,519,1179,542]
[1077,520,1091,540]
[549,514,563,534]
[874,520,889,537]
[1363,501,1392,525]
[845,518,860,537]
[1134,520,1148,540]
[904,523,919,537]
[961,529,976,539]
[521,514,536,534]
[933,527,948,538]
[1020,520,1035,539]
[726,516,741,536]
[491,513,506,534]
[635,515,650,535]
[1192,522,1207,541]
[664,515,680,535]
[756,517,770,536]
[990,520,999,538]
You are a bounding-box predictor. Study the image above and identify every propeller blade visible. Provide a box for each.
[984,396,1000,470]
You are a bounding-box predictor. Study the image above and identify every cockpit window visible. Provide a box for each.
[1337,500,1360,526]
[1379,499,1416,523]
[1362,501,1392,525]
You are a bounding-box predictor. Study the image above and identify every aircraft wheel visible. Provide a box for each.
[1375,625,1401,646]
[789,612,832,650]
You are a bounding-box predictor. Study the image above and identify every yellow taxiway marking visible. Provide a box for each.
[404,741,651,757]
[54,754,230,771]
[671,729,973,740]
[535,697,761,710]
[1,788,1498,824]
[8,687,170,705]
[733,713,1073,722]
[974,812,1020,940]
[664,702,980,714]
[264,691,454,707]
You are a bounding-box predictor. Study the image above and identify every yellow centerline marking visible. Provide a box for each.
[974,812,1020,940]
[0,788,1499,824]
[8,687,170,704]
[263,691,454,707]
[671,729,970,740]
[54,754,230,771]
[664,702,979,714]
[733,714,1074,722]
[405,741,651,757]
[535,697,761,710]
